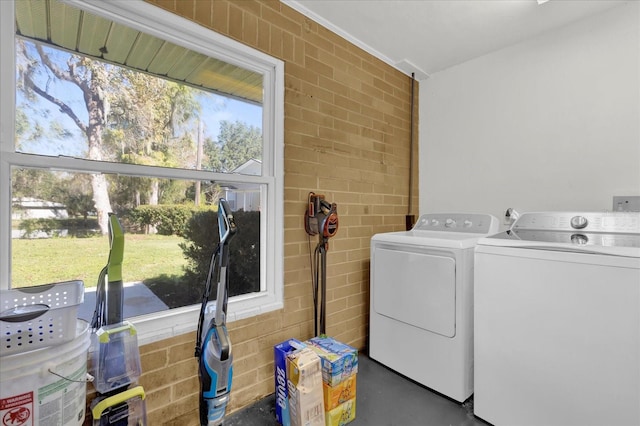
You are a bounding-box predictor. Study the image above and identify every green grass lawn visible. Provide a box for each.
[11,234,187,287]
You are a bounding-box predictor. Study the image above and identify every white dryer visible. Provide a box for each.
[369,213,499,402]
[474,211,640,426]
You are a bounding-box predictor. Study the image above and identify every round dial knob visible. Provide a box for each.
[570,216,588,229]
[445,218,456,228]
[571,234,589,245]
[431,219,439,226]
[463,220,472,228]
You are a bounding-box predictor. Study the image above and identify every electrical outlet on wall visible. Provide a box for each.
[612,196,640,212]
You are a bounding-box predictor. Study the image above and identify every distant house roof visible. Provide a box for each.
[12,197,66,209]
[232,159,261,176]
[11,197,69,220]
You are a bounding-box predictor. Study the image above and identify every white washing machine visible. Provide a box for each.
[474,211,640,426]
[369,213,499,402]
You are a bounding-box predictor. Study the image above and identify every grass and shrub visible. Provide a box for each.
[11,207,261,309]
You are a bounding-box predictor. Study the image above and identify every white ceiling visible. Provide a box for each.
[283,0,629,79]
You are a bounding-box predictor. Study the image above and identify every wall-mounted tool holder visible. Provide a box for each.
[305,192,339,337]
[305,192,339,241]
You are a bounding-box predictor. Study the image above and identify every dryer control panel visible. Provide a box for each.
[413,213,499,234]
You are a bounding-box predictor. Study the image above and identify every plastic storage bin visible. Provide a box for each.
[91,385,147,425]
[90,321,143,394]
[0,280,84,356]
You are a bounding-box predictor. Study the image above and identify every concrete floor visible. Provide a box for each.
[226,353,490,426]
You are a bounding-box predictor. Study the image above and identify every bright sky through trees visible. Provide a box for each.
[16,42,262,159]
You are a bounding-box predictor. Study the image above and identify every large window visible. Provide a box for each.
[0,0,284,344]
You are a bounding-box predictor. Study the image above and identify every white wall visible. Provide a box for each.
[419,2,639,225]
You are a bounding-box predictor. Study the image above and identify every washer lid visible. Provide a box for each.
[511,211,640,234]
[479,211,640,257]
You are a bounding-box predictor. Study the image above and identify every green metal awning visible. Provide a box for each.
[15,0,263,104]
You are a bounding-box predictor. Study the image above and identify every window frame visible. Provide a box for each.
[0,0,284,345]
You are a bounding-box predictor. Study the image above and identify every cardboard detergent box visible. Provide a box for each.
[325,398,356,426]
[274,339,306,426]
[323,374,356,411]
[305,337,358,386]
[286,347,326,426]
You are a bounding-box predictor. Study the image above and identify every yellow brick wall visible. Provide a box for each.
[86,0,418,424]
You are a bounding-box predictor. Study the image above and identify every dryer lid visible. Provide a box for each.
[371,213,499,249]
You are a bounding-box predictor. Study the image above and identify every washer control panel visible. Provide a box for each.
[512,211,640,234]
[414,213,499,234]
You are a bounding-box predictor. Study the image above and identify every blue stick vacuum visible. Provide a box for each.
[195,199,237,426]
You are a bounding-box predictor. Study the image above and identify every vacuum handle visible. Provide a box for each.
[218,199,237,245]
[107,213,125,325]
[217,324,230,361]
[92,386,145,421]
[215,264,229,326]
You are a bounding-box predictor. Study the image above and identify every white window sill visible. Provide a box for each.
[130,294,283,346]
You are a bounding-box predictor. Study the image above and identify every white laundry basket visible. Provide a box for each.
[0,280,84,356]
